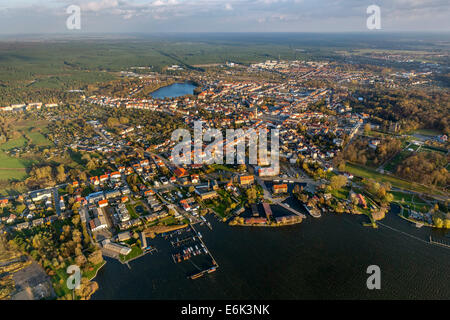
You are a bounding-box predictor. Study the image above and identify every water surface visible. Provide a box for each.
[93,210,450,300]
[151,82,197,99]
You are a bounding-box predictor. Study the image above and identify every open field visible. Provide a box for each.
[383,149,413,173]
[345,162,443,195]
[0,149,32,182]
[0,119,52,194]
[391,190,432,213]
[409,129,442,136]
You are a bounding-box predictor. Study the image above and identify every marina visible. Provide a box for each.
[166,224,218,279]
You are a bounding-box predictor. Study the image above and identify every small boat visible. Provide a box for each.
[207,267,217,273]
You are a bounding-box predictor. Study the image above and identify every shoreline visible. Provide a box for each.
[229,220,303,227]
[149,81,198,98]
[88,260,107,282]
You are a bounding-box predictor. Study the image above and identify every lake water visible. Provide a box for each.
[92,205,450,300]
[151,82,197,99]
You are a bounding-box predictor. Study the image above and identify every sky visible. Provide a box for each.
[0,0,449,34]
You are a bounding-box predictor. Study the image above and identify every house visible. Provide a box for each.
[257,166,279,177]
[98,199,108,208]
[239,175,254,186]
[89,217,107,232]
[272,184,288,194]
[245,217,267,225]
[32,218,44,227]
[117,204,130,222]
[117,232,131,242]
[110,172,121,180]
[86,191,105,204]
[180,200,191,211]
[102,239,132,256]
[0,198,9,207]
[121,187,131,195]
[14,222,30,231]
[275,215,301,224]
[59,197,66,211]
[174,167,188,178]
[369,140,380,150]
[30,190,52,202]
[195,189,218,201]
[105,190,121,199]
[357,194,367,208]
[6,214,16,224]
[191,174,200,184]
[90,176,100,186]
[437,135,448,143]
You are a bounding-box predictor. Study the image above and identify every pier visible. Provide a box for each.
[191,222,219,267]
[278,203,306,219]
[429,236,450,249]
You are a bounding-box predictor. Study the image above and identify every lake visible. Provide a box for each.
[150,82,197,99]
[92,207,450,300]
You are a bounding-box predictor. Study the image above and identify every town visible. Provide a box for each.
[0,53,448,300]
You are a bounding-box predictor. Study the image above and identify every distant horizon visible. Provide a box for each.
[0,1,449,35]
[0,30,449,38]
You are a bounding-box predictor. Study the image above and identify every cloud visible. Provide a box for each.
[80,0,119,12]
[0,0,448,33]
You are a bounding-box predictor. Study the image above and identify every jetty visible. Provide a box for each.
[429,236,450,249]
[278,202,306,219]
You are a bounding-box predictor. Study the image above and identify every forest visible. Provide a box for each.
[348,87,449,135]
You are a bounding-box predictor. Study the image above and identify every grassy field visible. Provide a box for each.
[0,145,31,181]
[0,120,51,185]
[0,120,53,195]
[119,245,143,262]
[383,149,412,173]
[410,129,442,136]
[391,190,431,213]
[345,162,437,195]
[331,187,350,200]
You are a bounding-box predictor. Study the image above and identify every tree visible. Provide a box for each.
[364,123,371,134]
[86,160,96,171]
[246,187,257,203]
[442,219,450,229]
[56,164,66,183]
[66,184,74,194]
[433,216,444,228]
[329,175,348,191]
[107,117,120,127]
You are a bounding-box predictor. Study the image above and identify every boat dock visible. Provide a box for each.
[188,266,218,280]
[191,223,218,267]
[429,236,450,249]
[200,216,212,230]
[278,202,307,219]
